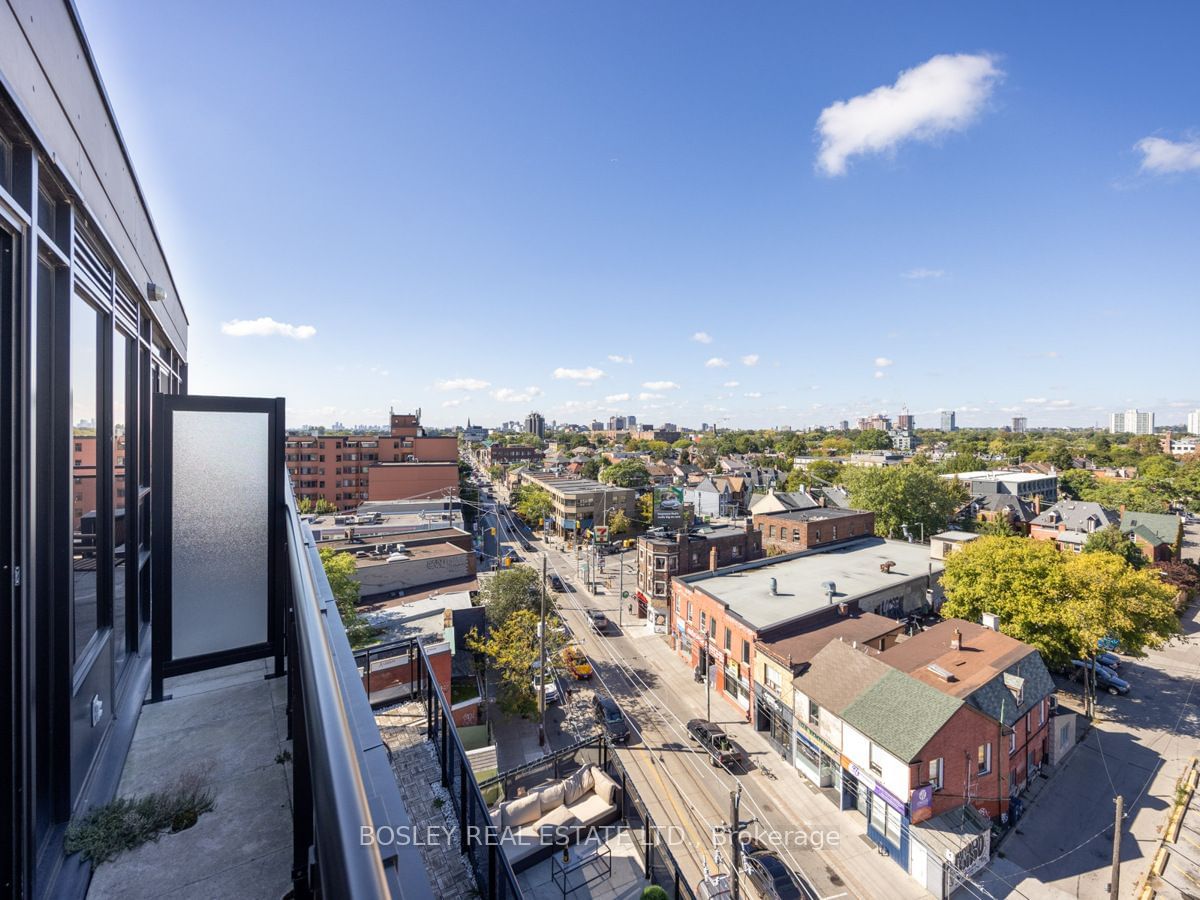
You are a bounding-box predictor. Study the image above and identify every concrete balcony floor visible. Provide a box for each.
[86,659,293,900]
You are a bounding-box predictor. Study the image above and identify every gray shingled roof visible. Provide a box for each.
[841,669,964,763]
[1031,501,1118,531]
[966,652,1056,727]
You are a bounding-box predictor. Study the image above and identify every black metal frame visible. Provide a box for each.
[150,394,285,701]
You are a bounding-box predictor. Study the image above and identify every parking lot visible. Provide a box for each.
[975,601,1200,898]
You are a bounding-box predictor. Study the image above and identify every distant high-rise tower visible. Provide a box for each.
[1012,416,1028,433]
[896,408,915,431]
[1188,410,1200,435]
[940,411,957,431]
[524,411,546,439]
[1109,409,1154,435]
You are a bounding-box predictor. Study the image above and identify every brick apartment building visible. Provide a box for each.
[636,522,763,621]
[753,506,875,554]
[285,410,458,510]
[476,443,544,467]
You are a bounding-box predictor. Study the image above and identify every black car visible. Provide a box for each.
[686,718,741,767]
[548,574,565,592]
[592,694,630,744]
[743,849,817,900]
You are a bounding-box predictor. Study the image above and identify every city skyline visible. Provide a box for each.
[76,1,1200,429]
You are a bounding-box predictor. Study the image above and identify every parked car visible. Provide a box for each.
[1096,651,1121,670]
[548,574,566,592]
[561,645,593,680]
[1071,659,1130,695]
[743,848,817,900]
[686,718,741,767]
[587,609,608,634]
[531,661,560,704]
[592,694,630,744]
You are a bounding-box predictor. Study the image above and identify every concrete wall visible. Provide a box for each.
[355,549,472,598]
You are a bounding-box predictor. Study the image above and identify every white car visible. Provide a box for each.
[531,663,560,704]
[659,496,681,510]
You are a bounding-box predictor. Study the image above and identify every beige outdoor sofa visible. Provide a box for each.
[490,763,622,870]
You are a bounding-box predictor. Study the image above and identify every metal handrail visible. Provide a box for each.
[284,483,427,899]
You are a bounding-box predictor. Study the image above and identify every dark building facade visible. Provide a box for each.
[2,6,187,895]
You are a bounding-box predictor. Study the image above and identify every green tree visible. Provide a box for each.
[853,430,893,451]
[637,492,654,524]
[1083,524,1148,569]
[1059,468,1097,500]
[318,548,379,649]
[608,508,632,536]
[478,566,543,627]
[514,485,554,526]
[842,465,968,538]
[599,459,651,488]
[941,536,1177,682]
[580,457,603,480]
[978,516,1016,537]
[467,609,567,715]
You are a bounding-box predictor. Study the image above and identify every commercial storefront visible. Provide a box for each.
[792,720,841,796]
[842,760,910,867]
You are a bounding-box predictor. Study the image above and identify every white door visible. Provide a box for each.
[910,839,927,887]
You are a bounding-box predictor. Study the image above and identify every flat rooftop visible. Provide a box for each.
[932,530,980,542]
[753,507,867,523]
[881,619,1035,699]
[354,541,469,568]
[681,537,941,631]
[942,470,1054,484]
[319,526,468,554]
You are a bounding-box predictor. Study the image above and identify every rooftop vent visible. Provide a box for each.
[768,577,778,596]
[880,560,896,574]
[950,627,963,651]
[926,663,957,683]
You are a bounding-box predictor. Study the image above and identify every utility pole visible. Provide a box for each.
[1110,794,1123,900]
[728,786,745,900]
[618,548,624,628]
[538,555,547,746]
[706,645,712,722]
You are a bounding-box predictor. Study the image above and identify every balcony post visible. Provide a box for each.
[460,757,469,853]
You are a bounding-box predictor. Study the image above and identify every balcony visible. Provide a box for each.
[80,468,435,899]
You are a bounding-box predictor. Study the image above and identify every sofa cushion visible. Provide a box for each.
[537,780,566,812]
[502,792,543,828]
[570,792,617,829]
[591,768,619,806]
[537,805,579,846]
[563,765,594,806]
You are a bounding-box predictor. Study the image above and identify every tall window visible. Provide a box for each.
[70,295,100,664]
[724,627,731,651]
[742,638,750,665]
[808,701,820,727]
[977,742,992,775]
[113,330,130,667]
[929,757,943,790]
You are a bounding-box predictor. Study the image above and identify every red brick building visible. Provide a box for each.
[286,410,459,510]
[752,507,875,554]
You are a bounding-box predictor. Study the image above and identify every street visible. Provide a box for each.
[474,468,928,900]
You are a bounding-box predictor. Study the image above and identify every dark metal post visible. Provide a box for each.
[440,705,449,787]
[644,814,652,879]
[460,758,469,853]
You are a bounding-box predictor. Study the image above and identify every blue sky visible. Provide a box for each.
[76,1,1200,430]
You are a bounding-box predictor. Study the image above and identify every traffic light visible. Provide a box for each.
[490,527,497,536]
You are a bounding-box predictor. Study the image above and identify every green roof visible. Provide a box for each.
[1120,511,1181,547]
[841,669,964,763]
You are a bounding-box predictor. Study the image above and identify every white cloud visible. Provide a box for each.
[741,354,760,367]
[639,392,666,402]
[1023,397,1048,405]
[605,392,631,403]
[441,398,466,408]
[902,268,945,280]
[723,381,740,388]
[874,357,894,368]
[607,354,634,364]
[692,331,713,344]
[492,386,543,403]
[816,53,1002,176]
[1048,399,1073,407]
[1136,136,1200,175]
[220,316,316,340]
[553,366,605,384]
[705,357,730,368]
[874,371,886,379]
[435,377,490,392]
[744,391,763,399]
[642,381,680,391]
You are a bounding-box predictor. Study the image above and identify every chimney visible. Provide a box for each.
[950,628,962,651]
[1119,504,1126,516]
[709,547,718,572]
[1033,495,1041,516]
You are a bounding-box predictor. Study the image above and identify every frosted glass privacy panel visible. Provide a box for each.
[171,410,270,658]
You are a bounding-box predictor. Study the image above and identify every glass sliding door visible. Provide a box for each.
[113,329,129,669]
[70,295,101,665]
